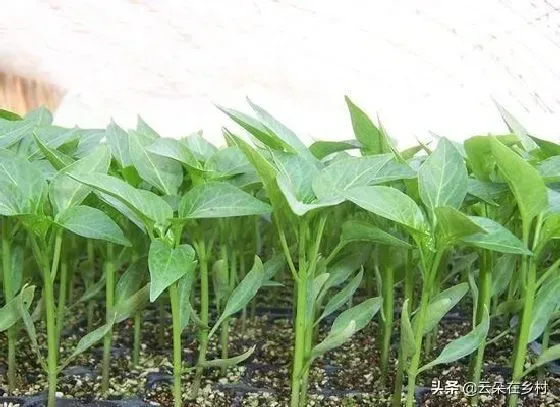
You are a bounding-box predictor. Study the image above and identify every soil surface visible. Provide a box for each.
[1,294,559,406]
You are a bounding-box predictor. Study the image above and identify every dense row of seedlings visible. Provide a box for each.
[0,99,558,407]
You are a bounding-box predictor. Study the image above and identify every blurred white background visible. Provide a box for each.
[1,0,560,147]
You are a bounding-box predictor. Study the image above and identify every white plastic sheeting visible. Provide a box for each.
[1,0,560,147]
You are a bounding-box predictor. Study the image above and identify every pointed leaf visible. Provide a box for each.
[400,299,416,358]
[528,276,560,342]
[330,297,381,334]
[414,283,468,335]
[340,219,412,248]
[179,182,271,219]
[344,186,428,233]
[318,269,363,323]
[418,307,489,373]
[435,206,486,246]
[200,345,256,369]
[209,256,264,338]
[56,205,130,246]
[0,285,35,331]
[461,216,531,255]
[148,239,197,302]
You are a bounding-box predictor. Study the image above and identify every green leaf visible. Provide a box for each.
[418,307,489,373]
[340,220,412,248]
[538,156,560,183]
[344,96,386,154]
[263,253,286,282]
[490,138,548,224]
[204,146,252,178]
[114,284,150,323]
[50,145,111,214]
[0,285,35,332]
[146,137,202,171]
[115,262,145,304]
[494,101,538,152]
[414,283,469,336]
[317,269,363,323]
[128,130,183,195]
[0,149,47,216]
[418,138,468,213]
[105,120,132,168]
[0,109,22,121]
[65,321,114,364]
[464,136,495,182]
[69,172,173,228]
[532,344,560,369]
[148,239,197,302]
[17,289,45,370]
[179,182,271,219]
[310,320,356,362]
[56,205,130,246]
[344,186,428,233]
[528,276,560,342]
[492,255,516,297]
[400,299,416,358]
[330,297,381,334]
[434,206,486,247]
[32,132,74,170]
[182,132,218,162]
[466,179,507,206]
[461,216,531,255]
[306,273,330,324]
[309,140,362,159]
[199,345,256,369]
[313,154,415,201]
[0,107,51,149]
[209,256,264,338]
[178,269,196,331]
[322,253,363,294]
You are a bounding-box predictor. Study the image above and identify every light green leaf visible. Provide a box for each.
[179,182,271,219]
[310,320,356,362]
[309,140,362,159]
[209,256,264,338]
[418,138,468,213]
[114,284,150,323]
[317,269,363,323]
[330,297,381,334]
[492,255,516,297]
[532,344,560,369]
[199,345,256,369]
[105,120,132,167]
[128,130,183,195]
[51,145,111,214]
[494,102,538,152]
[340,219,412,248]
[115,262,145,304]
[179,269,196,331]
[461,216,531,255]
[65,321,114,364]
[148,239,197,302]
[32,132,74,170]
[491,138,548,224]
[56,205,130,246]
[313,154,414,201]
[414,283,468,335]
[435,206,486,246]
[146,137,202,171]
[344,96,387,154]
[528,276,560,342]
[418,307,489,373]
[400,299,416,358]
[204,146,252,177]
[0,285,35,332]
[344,186,428,233]
[182,132,218,162]
[69,172,173,228]
[0,149,47,216]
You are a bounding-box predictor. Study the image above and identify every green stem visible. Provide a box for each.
[86,240,95,332]
[46,230,63,407]
[405,250,443,407]
[192,240,209,399]
[468,251,492,406]
[380,265,394,387]
[508,220,539,407]
[157,301,165,347]
[56,255,68,348]
[101,243,115,395]
[290,262,307,407]
[392,343,406,407]
[169,282,183,407]
[2,219,16,394]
